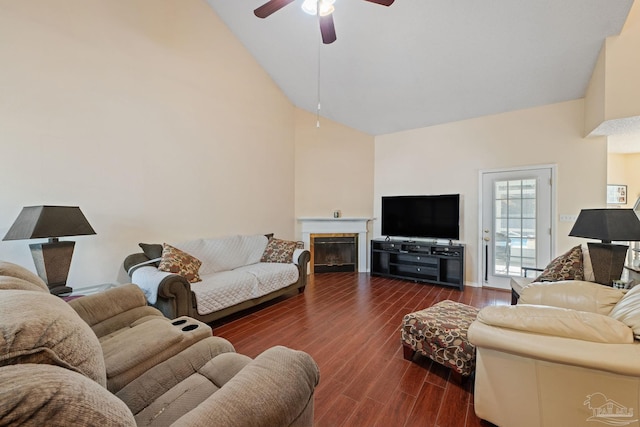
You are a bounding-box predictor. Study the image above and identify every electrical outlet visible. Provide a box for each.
[559,214,579,222]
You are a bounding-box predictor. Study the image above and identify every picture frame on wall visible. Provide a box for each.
[607,184,627,205]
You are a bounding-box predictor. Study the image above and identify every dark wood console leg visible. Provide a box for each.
[402,343,415,361]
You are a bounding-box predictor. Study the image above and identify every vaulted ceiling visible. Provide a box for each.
[206,0,633,136]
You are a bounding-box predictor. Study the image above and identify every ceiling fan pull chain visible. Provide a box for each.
[316,16,322,128]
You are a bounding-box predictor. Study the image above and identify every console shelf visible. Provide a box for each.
[370,239,465,290]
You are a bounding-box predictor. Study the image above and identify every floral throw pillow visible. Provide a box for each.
[158,243,202,283]
[261,238,298,263]
[534,245,584,282]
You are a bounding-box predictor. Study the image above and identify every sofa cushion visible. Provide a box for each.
[0,364,136,426]
[192,270,260,316]
[609,284,640,339]
[0,289,107,387]
[0,261,48,292]
[158,243,202,283]
[534,245,584,282]
[177,235,269,274]
[237,263,300,292]
[261,238,298,263]
[192,264,300,316]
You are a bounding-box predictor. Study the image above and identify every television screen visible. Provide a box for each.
[381,194,460,240]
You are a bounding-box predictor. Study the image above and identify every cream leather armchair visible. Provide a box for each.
[468,281,640,427]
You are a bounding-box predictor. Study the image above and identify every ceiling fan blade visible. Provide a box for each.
[320,15,337,44]
[362,0,394,6]
[254,0,296,18]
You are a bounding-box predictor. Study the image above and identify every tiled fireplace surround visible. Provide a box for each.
[298,218,372,273]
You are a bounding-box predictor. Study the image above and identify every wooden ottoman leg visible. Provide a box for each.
[402,343,416,361]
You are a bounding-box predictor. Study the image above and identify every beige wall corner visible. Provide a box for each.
[584,45,606,136]
[585,0,640,136]
[294,108,375,236]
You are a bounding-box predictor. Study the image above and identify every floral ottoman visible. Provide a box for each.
[401,300,480,382]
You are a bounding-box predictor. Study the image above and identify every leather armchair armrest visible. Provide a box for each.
[172,346,320,427]
[519,280,626,315]
[468,318,640,377]
[477,304,633,343]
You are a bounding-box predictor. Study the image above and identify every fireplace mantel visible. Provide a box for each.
[298,217,373,272]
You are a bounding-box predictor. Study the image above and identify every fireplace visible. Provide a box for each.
[298,217,372,273]
[311,233,357,273]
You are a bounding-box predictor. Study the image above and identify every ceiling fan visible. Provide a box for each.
[254,0,395,44]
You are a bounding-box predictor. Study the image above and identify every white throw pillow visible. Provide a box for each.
[609,284,640,339]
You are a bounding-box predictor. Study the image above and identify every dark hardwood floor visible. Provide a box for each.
[213,273,510,427]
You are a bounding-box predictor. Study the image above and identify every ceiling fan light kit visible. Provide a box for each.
[253,0,394,44]
[301,0,335,17]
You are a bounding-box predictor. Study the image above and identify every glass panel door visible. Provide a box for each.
[481,167,553,289]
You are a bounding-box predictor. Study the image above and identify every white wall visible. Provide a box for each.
[375,99,607,287]
[0,0,296,290]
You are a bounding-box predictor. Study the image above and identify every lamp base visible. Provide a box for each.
[29,240,75,296]
[587,242,628,286]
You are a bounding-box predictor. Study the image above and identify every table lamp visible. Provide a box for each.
[569,208,640,286]
[3,206,96,296]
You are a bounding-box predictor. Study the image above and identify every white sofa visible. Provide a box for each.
[124,234,310,323]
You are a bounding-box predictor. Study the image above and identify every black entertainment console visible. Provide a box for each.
[370,239,465,290]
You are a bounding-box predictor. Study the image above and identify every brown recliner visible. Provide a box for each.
[68,284,213,393]
[0,261,320,426]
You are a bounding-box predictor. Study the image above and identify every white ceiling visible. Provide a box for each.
[205,0,633,137]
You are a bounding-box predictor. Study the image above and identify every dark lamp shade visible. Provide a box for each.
[3,206,96,241]
[568,208,640,243]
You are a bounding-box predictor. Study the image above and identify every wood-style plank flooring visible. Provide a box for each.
[213,273,510,427]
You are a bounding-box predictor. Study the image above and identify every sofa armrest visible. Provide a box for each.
[155,273,193,318]
[69,284,164,337]
[477,305,633,343]
[519,280,626,315]
[124,252,153,273]
[172,345,320,427]
[294,249,310,275]
[468,315,640,377]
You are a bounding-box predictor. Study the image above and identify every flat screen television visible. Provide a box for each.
[381,194,460,240]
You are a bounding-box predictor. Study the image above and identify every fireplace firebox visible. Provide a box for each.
[310,233,357,273]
